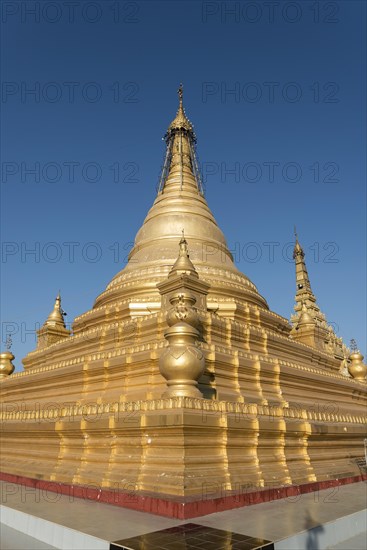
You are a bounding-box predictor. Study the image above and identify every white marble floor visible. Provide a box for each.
[197,484,367,543]
[0,524,57,550]
[328,531,367,549]
[1,481,366,549]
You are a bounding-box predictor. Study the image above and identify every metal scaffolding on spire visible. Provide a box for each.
[157,85,205,195]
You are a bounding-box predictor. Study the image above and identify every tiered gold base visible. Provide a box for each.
[1,397,365,508]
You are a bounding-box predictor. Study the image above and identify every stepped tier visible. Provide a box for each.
[1,87,366,517]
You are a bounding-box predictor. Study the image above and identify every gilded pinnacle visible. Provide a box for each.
[169,236,198,279]
[293,229,304,258]
[297,302,315,327]
[178,83,183,104]
[44,293,66,328]
[167,83,195,135]
[291,233,345,359]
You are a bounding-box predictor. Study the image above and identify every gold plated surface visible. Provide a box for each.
[348,350,367,381]
[0,352,15,379]
[290,234,346,361]
[158,238,209,398]
[36,294,71,351]
[92,88,267,313]
[0,89,366,502]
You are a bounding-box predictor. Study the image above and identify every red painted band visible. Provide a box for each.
[1,471,365,519]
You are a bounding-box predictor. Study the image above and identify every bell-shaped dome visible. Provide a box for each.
[93,88,268,310]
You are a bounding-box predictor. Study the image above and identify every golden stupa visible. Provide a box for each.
[1,87,366,518]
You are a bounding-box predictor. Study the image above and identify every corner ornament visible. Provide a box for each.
[348,339,367,382]
[0,335,15,380]
[159,292,204,398]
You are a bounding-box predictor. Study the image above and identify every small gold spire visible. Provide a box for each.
[297,302,315,327]
[169,236,198,278]
[44,293,66,328]
[37,293,70,349]
[293,227,304,258]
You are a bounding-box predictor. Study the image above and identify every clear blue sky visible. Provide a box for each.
[1,1,366,370]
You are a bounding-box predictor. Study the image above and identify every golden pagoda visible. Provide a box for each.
[1,87,366,518]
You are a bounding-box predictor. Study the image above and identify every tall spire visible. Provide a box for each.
[292,230,314,301]
[157,84,204,195]
[290,231,344,360]
[292,232,325,326]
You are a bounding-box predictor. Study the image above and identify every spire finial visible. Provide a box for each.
[5,334,12,351]
[293,228,304,259]
[158,86,204,195]
[179,233,189,256]
[350,338,358,352]
[166,84,194,135]
[169,236,198,278]
[178,83,183,106]
[44,293,67,328]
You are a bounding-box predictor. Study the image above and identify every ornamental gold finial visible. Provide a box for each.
[166,84,194,135]
[178,83,183,105]
[179,233,188,255]
[0,336,15,379]
[158,290,205,398]
[169,235,198,278]
[44,293,67,328]
[293,228,303,258]
[158,236,206,398]
[37,293,71,349]
[297,302,315,327]
[158,87,204,195]
[348,339,367,381]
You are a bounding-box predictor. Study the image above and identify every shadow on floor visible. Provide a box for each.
[304,510,325,550]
